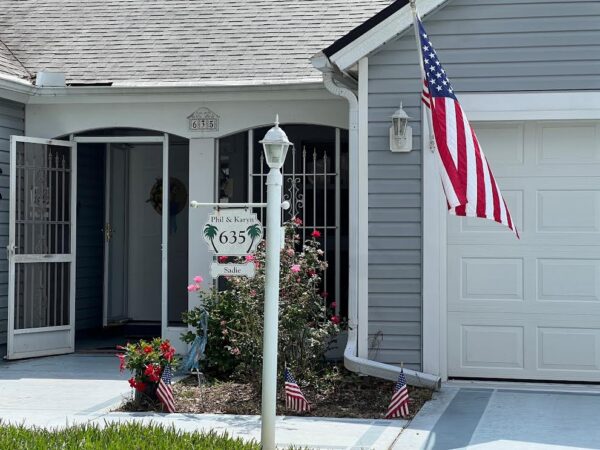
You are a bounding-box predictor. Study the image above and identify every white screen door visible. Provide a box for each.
[7,136,77,359]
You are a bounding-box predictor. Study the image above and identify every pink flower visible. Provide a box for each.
[116,353,126,372]
[330,301,337,309]
[245,254,255,262]
[294,217,303,225]
[218,255,228,263]
[290,264,301,273]
[311,230,321,238]
[187,284,198,292]
[250,289,257,297]
[193,275,203,284]
[286,248,295,257]
[330,315,341,324]
[230,347,241,356]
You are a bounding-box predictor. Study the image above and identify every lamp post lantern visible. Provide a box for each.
[259,115,291,450]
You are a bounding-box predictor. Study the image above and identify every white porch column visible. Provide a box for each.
[188,138,216,310]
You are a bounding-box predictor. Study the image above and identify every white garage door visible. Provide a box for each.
[447,120,600,382]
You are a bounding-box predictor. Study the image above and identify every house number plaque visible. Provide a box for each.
[188,107,220,131]
[203,209,263,257]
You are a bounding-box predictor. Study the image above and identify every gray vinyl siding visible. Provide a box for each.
[367,0,600,370]
[76,144,105,331]
[0,98,24,344]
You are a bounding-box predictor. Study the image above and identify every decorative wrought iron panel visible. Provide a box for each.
[249,126,349,316]
[14,262,70,330]
[15,142,71,255]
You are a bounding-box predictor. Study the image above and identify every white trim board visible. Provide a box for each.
[421,91,600,380]
[357,57,369,358]
[328,0,449,72]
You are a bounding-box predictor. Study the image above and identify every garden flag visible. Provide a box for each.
[157,365,176,413]
[385,369,410,419]
[284,368,310,412]
[411,5,518,237]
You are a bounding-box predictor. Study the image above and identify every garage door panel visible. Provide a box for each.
[457,257,524,301]
[474,122,525,167]
[537,189,600,233]
[449,313,600,380]
[538,258,600,303]
[538,327,600,372]
[449,248,600,315]
[536,122,600,166]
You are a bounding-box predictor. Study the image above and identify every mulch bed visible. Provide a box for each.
[120,367,433,420]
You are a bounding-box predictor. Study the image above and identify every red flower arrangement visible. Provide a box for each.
[116,338,178,397]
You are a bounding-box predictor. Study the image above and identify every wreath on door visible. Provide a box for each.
[146,177,188,216]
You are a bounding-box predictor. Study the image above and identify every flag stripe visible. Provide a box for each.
[431,100,467,206]
[454,102,467,216]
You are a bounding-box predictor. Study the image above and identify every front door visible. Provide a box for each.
[7,136,77,359]
[103,144,129,325]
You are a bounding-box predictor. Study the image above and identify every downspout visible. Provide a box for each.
[318,60,441,391]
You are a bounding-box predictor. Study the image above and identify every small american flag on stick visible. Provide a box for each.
[284,368,310,413]
[412,6,518,237]
[385,369,410,419]
[157,365,176,413]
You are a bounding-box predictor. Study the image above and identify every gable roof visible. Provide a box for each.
[0,0,392,86]
[319,0,448,71]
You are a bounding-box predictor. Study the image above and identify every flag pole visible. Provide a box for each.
[410,0,437,153]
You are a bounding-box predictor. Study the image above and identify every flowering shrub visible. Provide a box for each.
[182,220,343,382]
[117,338,178,402]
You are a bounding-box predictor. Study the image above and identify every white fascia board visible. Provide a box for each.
[329,0,448,72]
[0,73,35,103]
[27,81,335,105]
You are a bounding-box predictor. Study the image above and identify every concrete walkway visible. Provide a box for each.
[0,353,407,449]
[0,353,131,420]
[394,381,600,450]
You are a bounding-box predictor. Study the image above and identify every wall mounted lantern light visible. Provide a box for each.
[389,103,413,152]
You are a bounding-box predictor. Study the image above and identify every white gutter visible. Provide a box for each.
[318,59,441,391]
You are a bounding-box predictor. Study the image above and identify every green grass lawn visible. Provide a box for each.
[0,422,261,449]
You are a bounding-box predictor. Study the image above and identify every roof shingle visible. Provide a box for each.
[0,0,390,85]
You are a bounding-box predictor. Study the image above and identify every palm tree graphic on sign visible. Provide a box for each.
[246,224,262,253]
[204,224,219,253]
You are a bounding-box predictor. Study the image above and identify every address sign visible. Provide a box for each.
[203,209,263,256]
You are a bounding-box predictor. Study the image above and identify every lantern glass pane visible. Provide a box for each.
[393,118,408,138]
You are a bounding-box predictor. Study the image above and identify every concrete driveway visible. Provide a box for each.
[394,382,600,450]
[0,353,131,425]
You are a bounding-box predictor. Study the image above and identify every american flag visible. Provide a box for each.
[284,368,310,413]
[385,369,410,419]
[414,13,518,237]
[157,365,176,413]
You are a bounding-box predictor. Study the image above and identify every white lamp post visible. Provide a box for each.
[259,115,291,450]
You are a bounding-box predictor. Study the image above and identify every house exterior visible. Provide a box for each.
[0,0,599,385]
